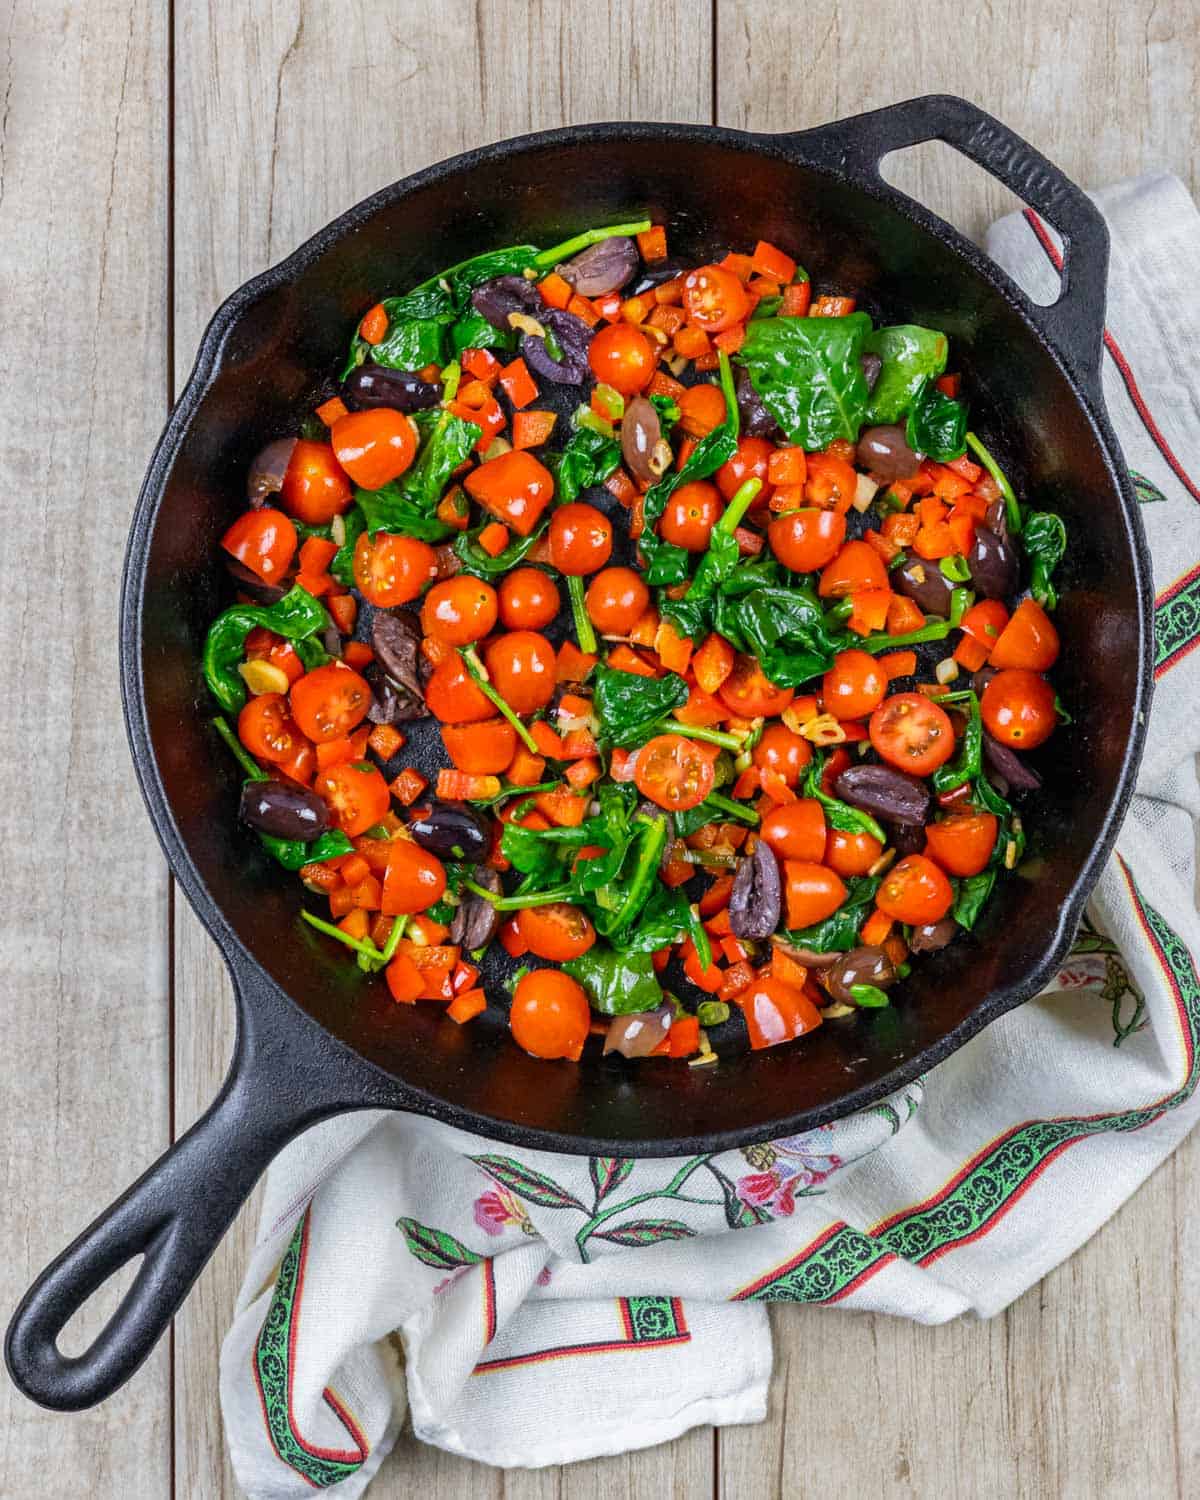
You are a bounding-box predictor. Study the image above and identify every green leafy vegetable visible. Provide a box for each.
[931,691,982,795]
[714,582,843,688]
[802,754,886,843]
[202,584,330,714]
[356,411,481,540]
[965,432,1021,535]
[261,829,354,871]
[739,312,873,448]
[906,376,967,461]
[1023,511,1067,610]
[546,425,621,505]
[455,520,548,578]
[863,324,949,424]
[952,869,996,930]
[849,983,890,1009]
[786,875,880,953]
[450,309,515,357]
[697,999,730,1027]
[592,665,688,748]
[330,507,366,586]
[564,947,662,1015]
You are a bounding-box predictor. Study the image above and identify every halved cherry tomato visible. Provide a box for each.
[988,598,1060,671]
[420,576,498,645]
[353,530,437,607]
[289,663,371,743]
[752,723,812,786]
[783,861,848,929]
[634,733,715,812]
[818,539,890,597]
[715,436,773,500]
[822,649,887,721]
[549,502,613,575]
[768,508,847,572]
[279,439,352,524]
[330,408,417,489]
[677,383,728,438]
[869,692,955,775]
[221,507,298,584]
[875,854,954,924]
[586,566,650,634]
[760,799,826,861]
[660,480,723,551]
[804,452,858,512]
[925,812,999,877]
[980,669,1057,749]
[381,840,447,915]
[587,323,655,395]
[509,969,591,1060]
[683,264,750,332]
[484,631,557,713]
[825,828,884,877]
[441,718,516,774]
[738,976,823,1050]
[464,450,554,535]
[498,566,560,630]
[315,759,390,838]
[518,902,596,962]
[718,655,794,718]
[237,693,308,767]
[425,657,495,723]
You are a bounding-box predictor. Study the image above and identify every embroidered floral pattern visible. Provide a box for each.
[473,1186,535,1237]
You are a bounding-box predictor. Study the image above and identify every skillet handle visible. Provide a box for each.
[785,94,1109,400]
[5,952,391,1411]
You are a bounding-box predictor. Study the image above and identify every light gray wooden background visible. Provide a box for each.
[2,2,1197,1496]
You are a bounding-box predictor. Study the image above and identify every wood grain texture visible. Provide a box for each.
[0,0,170,1495]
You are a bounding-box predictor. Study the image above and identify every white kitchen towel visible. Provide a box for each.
[220,173,1200,1494]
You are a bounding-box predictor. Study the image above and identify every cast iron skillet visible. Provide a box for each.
[7,95,1152,1412]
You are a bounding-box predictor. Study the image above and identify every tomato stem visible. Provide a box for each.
[567,573,598,655]
[459,646,540,754]
[533,219,652,268]
[212,715,269,781]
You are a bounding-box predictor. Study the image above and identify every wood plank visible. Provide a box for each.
[717,2,1198,1495]
[0,0,170,1495]
[171,3,713,1495]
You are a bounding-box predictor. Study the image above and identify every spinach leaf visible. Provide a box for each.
[714,584,842,688]
[592,665,688,748]
[642,354,740,531]
[500,820,580,879]
[642,539,692,586]
[739,312,873,447]
[591,812,670,940]
[608,881,692,953]
[952,869,996,931]
[786,875,880,952]
[202,584,330,714]
[330,506,366,586]
[1023,511,1067,610]
[371,315,446,372]
[657,590,714,643]
[455,520,548,578]
[547,426,621,505]
[356,411,480,540]
[564,947,662,1015]
[450,308,515,357]
[931,692,982,795]
[863,324,949,424]
[260,829,354,871]
[802,754,887,843]
[906,376,968,461]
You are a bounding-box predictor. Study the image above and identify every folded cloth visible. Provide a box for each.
[220,174,1200,1493]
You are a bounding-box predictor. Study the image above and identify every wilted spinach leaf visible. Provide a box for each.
[564,946,662,1015]
[455,520,549,578]
[714,584,842,688]
[906,376,967,461]
[952,869,996,930]
[739,312,873,448]
[330,506,366,586]
[592,665,688,747]
[863,324,949,424]
[203,584,330,714]
[1023,511,1067,610]
[260,829,354,871]
[547,426,621,505]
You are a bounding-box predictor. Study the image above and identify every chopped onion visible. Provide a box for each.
[935,657,960,685]
[852,472,880,512]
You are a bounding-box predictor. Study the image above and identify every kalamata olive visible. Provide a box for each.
[630,257,687,295]
[892,555,955,616]
[239,782,330,841]
[735,366,782,439]
[968,525,1018,599]
[910,917,959,952]
[224,555,289,604]
[604,1003,675,1058]
[621,397,666,482]
[449,865,501,949]
[824,945,897,1004]
[983,731,1042,790]
[856,425,920,481]
[522,307,593,385]
[343,362,442,413]
[971,666,998,696]
[860,352,882,392]
[836,765,930,826]
[558,236,639,297]
[322,625,344,660]
[408,801,491,863]
[246,437,297,508]
[471,275,543,330]
[773,939,839,970]
[729,841,782,940]
[986,498,1008,537]
[371,609,424,702]
[887,821,926,858]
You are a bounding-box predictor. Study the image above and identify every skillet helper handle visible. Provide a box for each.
[789,93,1110,400]
[5,956,382,1411]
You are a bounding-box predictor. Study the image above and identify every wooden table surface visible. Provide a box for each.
[2,2,1197,1495]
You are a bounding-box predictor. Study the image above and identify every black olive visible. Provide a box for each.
[521,308,593,385]
[729,841,782,940]
[621,397,665,483]
[836,765,931,826]
[856,424,920,480]
[892,555,955,616]
[371,610,425,702]
[449,865,501,948]
[239,782,330,841]
[224,555,289,604]
[982,732,1042,790]
[968,525,1018,599]
[343,363,442,413]
[887,821,926,858]
[408,802,491,863]
[910,917,959,952]
[470,275,543,329]
[734,366,782,439]
[629,257,688,295]
[558,237,639,296]
[824,945,897,1004]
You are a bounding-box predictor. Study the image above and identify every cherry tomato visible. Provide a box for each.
[330,408,417,490]
[484,631,557,713]
[464,450,554,535]
[752,723,812,786]
[822,649,887,721]
[825,827,884,877]
[818,539,890,597]
[275,739,316,786]
[760,799,826,861]
[279,439,353,524]
[315,759,390,838]
[678,384,728,437]
[803,452,858,512]
[498,566,560,630]
[768,509,847,572]
[988,598,1060,672]
[981,669,1057,750]
[381,840,447,916]
[518,902,596,962]
[925,812,999,877]
[869,692,955,775]
[659,480,723,551]
[586,566,650,635]
[420,576,498,645]
[783,861,848,930]
[441,718,516,774]
[549,502,613,575]
[509,970,591,1060]
[715,436,773,501]
[739,975,823,1051]
[221,507,297,584]
[682,264,750,333]
[289,663,371,743]
[353,530,437,607]
[425,657,495,724]
[634,733,715,812]
[245,628,305,686]
[875,854,954,925]
[718,655,794,718]
[587,323,656,395]
[237,693,309,768]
